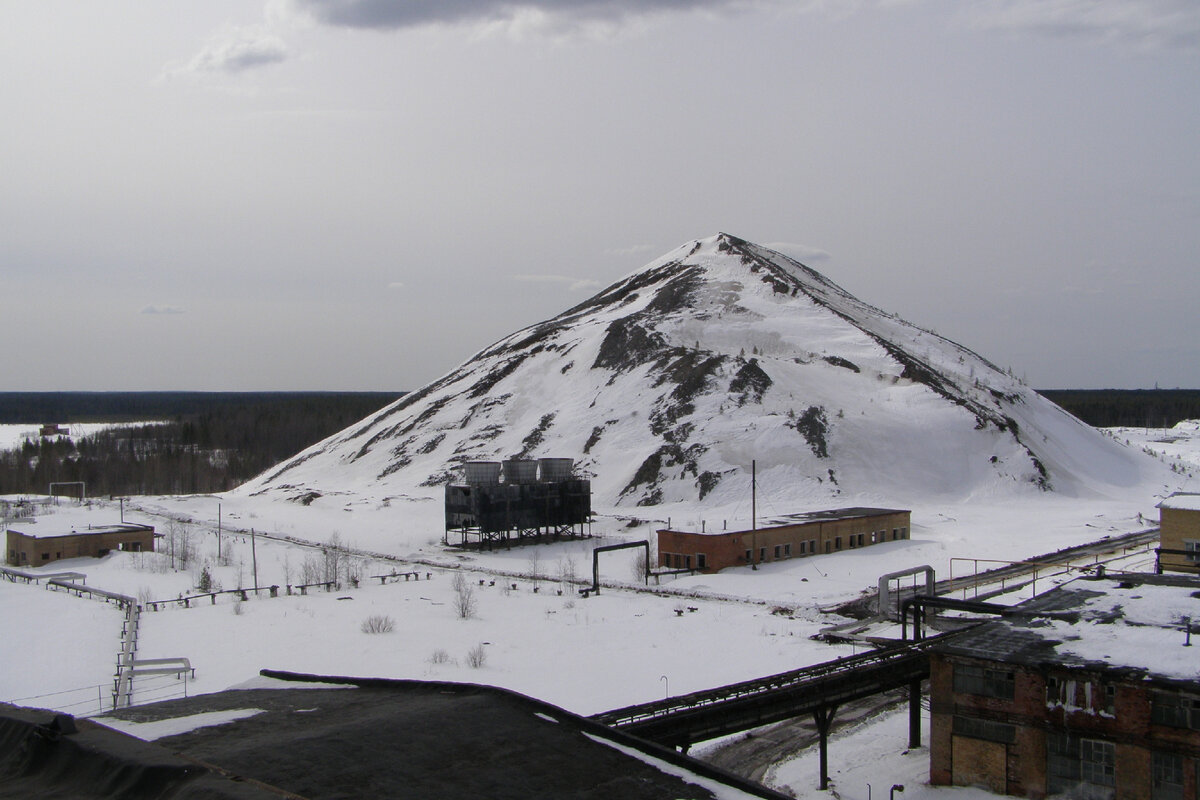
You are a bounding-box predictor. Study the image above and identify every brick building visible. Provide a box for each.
[6,522,156,566]
[930,574,1200,800]
[657,507,910,573]
[1158,493,1200,574]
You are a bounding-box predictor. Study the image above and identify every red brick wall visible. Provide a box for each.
[657,510,911,573]
[932,652,1200,800]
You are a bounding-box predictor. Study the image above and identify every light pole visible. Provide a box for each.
[891,784,905,800]
[660,675,669,699]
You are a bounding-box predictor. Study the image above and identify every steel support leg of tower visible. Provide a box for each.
[908,678,922,748]
[814,703,839,790]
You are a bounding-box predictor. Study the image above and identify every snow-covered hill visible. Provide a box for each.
[239,233,1161,510]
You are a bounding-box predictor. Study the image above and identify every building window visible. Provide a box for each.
[953,663,1014,700]
[41,552,50,561]
[848,536,856,549]
[810,539,817,554]
[834,537,842,550]
[901,527,908,539]
[744,549,752,563]
[952,715,1016,744]
[759,547,767,562]
[1047,733,1115,800]
[783,543,791,557]
[892,528,899,540]
[697,553,706,570]
[1185,540,1200,563]
[799,541,807,555]
[1152,692,1200,730]
[1152,752,1184,800]
[1046,677,1115,715]
[684,554,692,570]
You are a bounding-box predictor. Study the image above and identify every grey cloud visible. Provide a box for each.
[287,0,757,30]
[970,0,1200,51]
[172,26,290,77]
[141,305,186,315]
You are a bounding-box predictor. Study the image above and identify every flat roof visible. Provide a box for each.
[664,507,909,535]
[1158,492,1200,512]
[6,522,154,540]
[934,574,1200,686]
[76,673,786,800]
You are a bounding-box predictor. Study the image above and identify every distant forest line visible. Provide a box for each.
[0,389,1196,498]
[1036,389,1200,429]
[0,392,401,497]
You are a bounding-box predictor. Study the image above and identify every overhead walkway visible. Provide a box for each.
[591,637,949,787]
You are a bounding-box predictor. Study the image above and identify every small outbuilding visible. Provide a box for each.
[6,522,156,567]
[1157,492,1200,574]
[657,507,910,573]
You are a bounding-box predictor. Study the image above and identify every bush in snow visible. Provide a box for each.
[465,643,487,669]
[451,572,476,620]
[360,614,395,634]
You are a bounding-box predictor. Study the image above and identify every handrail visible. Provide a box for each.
[593,638,943,727]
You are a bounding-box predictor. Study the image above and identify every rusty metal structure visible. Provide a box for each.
[444,458,591,548]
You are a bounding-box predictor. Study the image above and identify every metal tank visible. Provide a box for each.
[538,458,574,482]
[462,461,501,485]
[501,459,539,484]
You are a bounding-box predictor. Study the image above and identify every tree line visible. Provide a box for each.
[1036,389,1200,429]
[0,392,400,496]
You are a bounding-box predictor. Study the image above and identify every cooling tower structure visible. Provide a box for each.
[444,458,592,548]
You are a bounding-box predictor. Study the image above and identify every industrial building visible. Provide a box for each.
[444,458,591,548]
[1,672,789,800]
[657,507,910,573]
[929,573,1200,800]
[1158,493,1200,574]
[6,522,156,566]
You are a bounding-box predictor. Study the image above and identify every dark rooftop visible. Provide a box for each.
[3,672,787,800]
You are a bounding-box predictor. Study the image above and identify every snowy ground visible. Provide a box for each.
[0,421,163,451]
[2,421,1198,798]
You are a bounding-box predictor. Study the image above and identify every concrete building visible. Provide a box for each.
[1158,493,1200,574]
[929,574,1200,800]
[657,507,910,573]
[6,522,156,566]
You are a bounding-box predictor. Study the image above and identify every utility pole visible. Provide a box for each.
[251,528,259,596]
[751,460,758,569]
[217,502,222,566]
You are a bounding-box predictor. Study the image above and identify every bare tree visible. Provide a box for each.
[527,549,543,587]
[300,553,323,586]
[451,572,476,620]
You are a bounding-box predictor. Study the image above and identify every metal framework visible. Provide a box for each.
[591,637,950,787]
[445,479,591,549]
[48,481,86,502]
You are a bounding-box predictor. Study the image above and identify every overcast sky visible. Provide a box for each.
[3,0,1198,392]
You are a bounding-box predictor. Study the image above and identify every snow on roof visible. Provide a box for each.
[1158,492,1200,512]
[668,507,908,535]
[6,521,153,540]
[937,574,1200,684]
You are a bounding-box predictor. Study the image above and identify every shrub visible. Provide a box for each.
[466,643,487,669]
[451,573,477,620]
[361,614,395,634]
[428,648,451,665]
